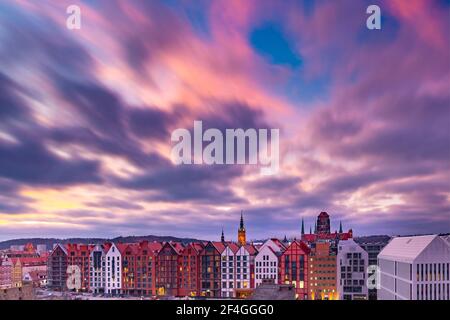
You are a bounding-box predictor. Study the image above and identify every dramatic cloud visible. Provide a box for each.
[0,0,448,240]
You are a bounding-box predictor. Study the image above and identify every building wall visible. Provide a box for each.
[359,241,388,300]
[310,242,337,300]
[378,236,450,300]
[221,246,236,298]
[67,244,92,291]
[279,241,310,300]
[105,244,122,295]
[255,246,278,287]
[0,283,34,300]
[156,243,180,297]
[47,245,68,291]
[200,242,222,298]
[11,260,22,288]
[89,245,105,293]
[337,239,369,300]
[0,257,12,289]
[235,246,251,292]
[179,244,201,297]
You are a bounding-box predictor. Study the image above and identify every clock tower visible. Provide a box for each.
[237,211,246,246]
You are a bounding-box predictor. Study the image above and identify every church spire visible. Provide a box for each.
[221,228,225,242]
[238,211,246,246]
[339,221,343,233]
[309,225,312,234]
[301,218,305,235]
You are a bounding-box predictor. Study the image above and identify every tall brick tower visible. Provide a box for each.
[316,211,331,234]
[238,211,246,246]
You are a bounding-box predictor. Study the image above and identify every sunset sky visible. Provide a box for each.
[0,0,449,241]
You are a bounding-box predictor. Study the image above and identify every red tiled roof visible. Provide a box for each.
[227,242,240,253]
[210,241,226,253]
[244,244,258,255]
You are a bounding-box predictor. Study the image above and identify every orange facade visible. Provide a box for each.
[310,242,337,300]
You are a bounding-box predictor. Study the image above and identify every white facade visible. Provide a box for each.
[221,245,237,298]
[89,244,106,293]
[105,243,122,295]
[255,245,279,287]
[337,239,369,300]
[378,235,450,300]
[235,246,252,290]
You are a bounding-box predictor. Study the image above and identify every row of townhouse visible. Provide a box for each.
[44,212,360,300]
[46,238,315,299]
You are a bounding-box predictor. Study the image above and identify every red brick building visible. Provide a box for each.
[200,241,225,297]
[279,240,311,300]
[120,241,162,297]
[66,244,93,291]
[179,242,204,297]
[156,242,184,296]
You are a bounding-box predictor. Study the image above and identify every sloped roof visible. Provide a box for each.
[244,244,258,255]
[210,241,226,253]
[378,235,438,263]
[227,242,240,253]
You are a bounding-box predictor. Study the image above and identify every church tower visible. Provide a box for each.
[238,211,246,246]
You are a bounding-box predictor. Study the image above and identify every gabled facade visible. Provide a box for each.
[378,235,450,300]
[89,243,106,294]
[105,243,122,295]
[255,244,280,287]
[279,240,310,300]
[200,241,225,297]
[47,244,68,291]
[179,242,203,297]
[337,239,368,300]
[220,242,239,298]
[156,242,183,297]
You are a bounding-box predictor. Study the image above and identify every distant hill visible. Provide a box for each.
[0,235,205,250]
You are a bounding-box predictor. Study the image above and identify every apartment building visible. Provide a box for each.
[378,235,450,300]
[105,243,122,296]
[310,242,337,300]
[279,240,310,300]
[337,239,368,300]
[47,244,68,291]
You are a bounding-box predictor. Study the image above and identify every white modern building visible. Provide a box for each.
[255,239,285,287]
[337,239,369,300]
[89,244,106,294]
[235,245,257,291]
[221,243,239,298]
[105,243,122,295]
[378,235,450,300]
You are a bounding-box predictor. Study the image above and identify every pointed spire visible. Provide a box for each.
[221,228,225,242]
[309,225,312,234]
[283,235,288,243]
[339,221,343,233]
[301,218,305,235]
[240,210,244,230]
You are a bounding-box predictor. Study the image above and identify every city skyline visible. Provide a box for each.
[0,0,449,241]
